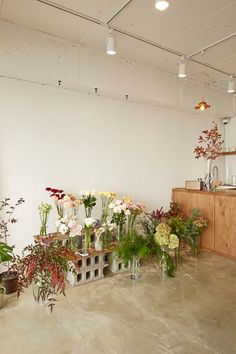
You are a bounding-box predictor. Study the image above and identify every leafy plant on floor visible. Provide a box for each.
[13,236,77,312]
[116,230,150,266]
[0,197,25,279]
[184,208,208,256]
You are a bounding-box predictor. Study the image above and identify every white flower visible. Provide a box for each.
[70,224,82,237]
[109,202,115,209]
[59,224,69,235]
[124,209,131,216]
[113,206,122,214]
[91,189,96,196]
[115,200,123,206]
[84,217,96,227]
[68,219,77,228]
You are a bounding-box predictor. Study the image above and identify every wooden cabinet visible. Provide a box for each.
[214,196,236,258]
[172,188,236,259]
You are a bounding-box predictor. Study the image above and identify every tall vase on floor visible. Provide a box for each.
[130,256,140,280]
[204,159,212,191]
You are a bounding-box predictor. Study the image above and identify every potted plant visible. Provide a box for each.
[14,236,77,311]
[0,197,25,294]
[0,241,14,308]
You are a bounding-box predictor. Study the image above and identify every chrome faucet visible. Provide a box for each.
[212,165,219,181]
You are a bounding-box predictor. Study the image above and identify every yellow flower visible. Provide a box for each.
[123,196,132,203]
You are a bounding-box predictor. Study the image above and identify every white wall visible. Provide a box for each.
[0,20,225,253]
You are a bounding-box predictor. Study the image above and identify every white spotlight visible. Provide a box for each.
[178,56,186,78]
[107,29,116,55]
[155,0,169,11]
[227,75,235,93]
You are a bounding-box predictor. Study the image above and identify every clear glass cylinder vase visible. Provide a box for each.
[130,256,140,280]
[204,159,213,191]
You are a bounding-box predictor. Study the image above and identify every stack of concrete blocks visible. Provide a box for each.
[107,252,131,274]
[67,252,110,286]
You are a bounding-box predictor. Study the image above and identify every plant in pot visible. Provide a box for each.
[0,241,14,308]
[13,235,77,312]
[0,197,25,294]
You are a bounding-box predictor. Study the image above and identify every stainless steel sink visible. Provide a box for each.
[217,185,236,190]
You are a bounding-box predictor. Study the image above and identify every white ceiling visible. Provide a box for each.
[0,0,236,91]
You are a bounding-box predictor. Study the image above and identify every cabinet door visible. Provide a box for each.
[188,193,214,250]
[172,190,190,216]
[215,196,236,258]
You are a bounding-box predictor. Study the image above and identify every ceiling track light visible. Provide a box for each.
[178,56,186,78]
[106,28,116,55]
[155,0,169,11]
[227,75,235,93]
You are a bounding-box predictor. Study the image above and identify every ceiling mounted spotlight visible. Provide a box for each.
[107,28,116,55]
[178,56,186,78]
[227,75,235,93]
[195,98,211,111]
[155,1,169,11]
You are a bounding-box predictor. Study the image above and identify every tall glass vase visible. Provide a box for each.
[130,256,140,280]
[204,159,213,191]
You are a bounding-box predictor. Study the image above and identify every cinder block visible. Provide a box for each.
[107,252,130,274]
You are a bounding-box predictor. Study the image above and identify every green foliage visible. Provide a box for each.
[116,231,150,265]
[0,241,13,263]
[168,216,185,241]
[138,215,160,256]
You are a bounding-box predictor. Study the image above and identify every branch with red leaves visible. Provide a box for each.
[12,235,77,312]
[194,121,224,160]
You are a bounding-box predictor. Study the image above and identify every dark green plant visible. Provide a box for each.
[0,241,14,263]
[116,231,150,266]
[163,251,177,277]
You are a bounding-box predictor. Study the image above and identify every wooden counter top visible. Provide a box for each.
[173,188,236,197]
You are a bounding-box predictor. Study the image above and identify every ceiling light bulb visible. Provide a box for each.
[155,1,169,11]
[195,98,210,111]
[178,56,186,78]
[107,29,116,55]
[227,75,235,93]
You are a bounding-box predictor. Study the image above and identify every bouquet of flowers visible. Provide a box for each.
[109,199,131,240]
[62,194,82,216]
[82,217,96,254]
[45,187,65,218]
[184,208,208,256]
[154,222,179,277]
[125,198,145,234]
[55,216,82,238]
[94,220,114,249]
[154,223,179,250]
[80,190,97,218]
[38,202,52,236]
[99,191,116,224]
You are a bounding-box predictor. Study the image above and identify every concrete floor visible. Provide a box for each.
[1,252,236,354]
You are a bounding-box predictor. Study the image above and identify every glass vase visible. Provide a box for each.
[204,159,213,191]
[95,239,103,252]
[40,224,47,236]
[82,227,91,255]
[159,249,167,277]
[130,256,140,280]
